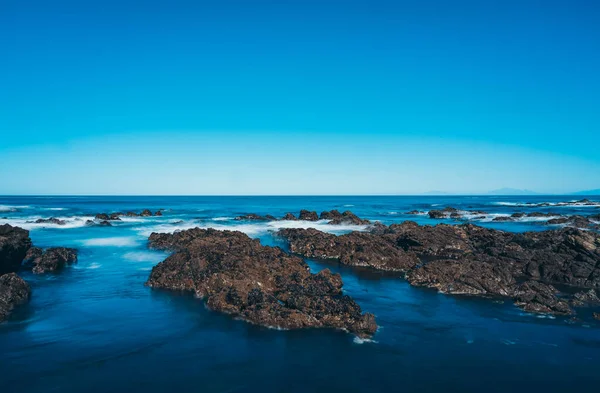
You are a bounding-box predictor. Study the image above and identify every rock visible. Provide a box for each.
[428,210,446,219]
[140,209,153,217]
[109,213,122,220]
[282,213,297,220]
[320,210,370,225]
[571,289,600,307]
[235,214,271,221]
[125,212,139,217]
[0,273,31,322]
[24,247,78,274]
[99,220,112,226]
[277,221,600,316]
[492,216,514,222]
[406,257,516,297]
[298,210,319,221]
[593,312,600,320]
[146,228,377,338]
[526,212,555,218]
[0,224,32,275]
[154,211,163,216]
[95,213,110,220]
[547,217,569,225]
[511,212,526,218]
[406,210,424,215]
[513,281,572,315]
[278,228,419,272]
[34,217,66,225]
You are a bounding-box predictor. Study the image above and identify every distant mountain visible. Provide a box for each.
[572,189,600,195]
[487,188,540,195]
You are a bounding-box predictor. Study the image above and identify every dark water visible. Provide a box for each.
[1,196,599,393]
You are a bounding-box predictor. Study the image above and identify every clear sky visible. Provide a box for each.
[1,0,599,195]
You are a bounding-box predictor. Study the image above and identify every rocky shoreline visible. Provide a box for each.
[0,224,78,321]
[234,210,371,225]
[146,228,377,337]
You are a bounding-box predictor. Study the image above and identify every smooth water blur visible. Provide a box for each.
[1,196,599,393]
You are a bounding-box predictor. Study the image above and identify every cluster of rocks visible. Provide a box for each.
[234,210,370,226]
[277,219,600,316]
[88,209,163,226]
[146,228,377,338]
[409,206,600,230]
[0,224,78,322]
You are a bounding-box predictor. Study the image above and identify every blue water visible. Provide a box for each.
[1,196,599,393]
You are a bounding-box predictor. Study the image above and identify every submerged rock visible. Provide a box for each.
[319,210,370,225]
[0,224,32,275]
[0,273,31,322]
[24,247,78,274]
[571,289,600,307]
[492,216,514,222]
[146,228,377,338]
[282,213,298,220]
[235,214,276,221]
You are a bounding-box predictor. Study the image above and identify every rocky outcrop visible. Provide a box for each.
[492,216,514,222]
[33,217,66,225]
[146,228,377,338]
[0,224,32,275]
[96,210,163,220]
[282,213,298,220]
[277,221,600,316]
[279,228,419,272]
[571,289,600,307]
[319,210,370,225]
[428,207,458,219]
[235,214,276,221]
[0,273,31,322]
[24,247,78,274]
[298,210,319,221]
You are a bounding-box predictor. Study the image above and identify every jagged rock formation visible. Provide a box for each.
[24,247,78,274]
[146,228,377,338]
[0,273,31,322]
[0,224,32,275]
[277,221,600,316]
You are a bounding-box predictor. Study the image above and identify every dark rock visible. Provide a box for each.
[140,209,153,217]
[298,210,319,221]
[154,211,163,216]
[0,273,31,322]
[109,213,122,220]
[282,213,297,220]
[278,228,419,272]
[428,210,446,219]
[594,312,600,320]
[526,212,556,218]
[125,212,139,217]
[0,224,32,275]
[511,212,526,218]
[24,247,78,274]
[321,210,370,225]
[571,289,600,307]
[34,217,66,225]
[282,213,298,221]
[406,210,424,215]
[95,213,110,220]
[99,220,112,226]
[513,281,572,315]
[235,214,271,221]
[146,228,377,338]
[547,217,569,225]
[450,212,462,219]
[492,216,514,222]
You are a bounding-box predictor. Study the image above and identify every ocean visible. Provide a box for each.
[1,195,599,392]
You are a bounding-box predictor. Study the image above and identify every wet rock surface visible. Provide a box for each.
[235,214,276,221]
[0,224,32,275]
[146,228,377,337]
[277,220,600,316]
[33,217,67,225]
[95,210,163,220]
[0,273,31,322]
[24,247,78,274]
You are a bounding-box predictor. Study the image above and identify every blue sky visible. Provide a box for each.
[1,0,599,195]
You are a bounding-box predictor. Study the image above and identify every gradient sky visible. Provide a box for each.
[1,0,599,195]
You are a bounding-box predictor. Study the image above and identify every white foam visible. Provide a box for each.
[0,216,95,230]
[0,205,31,212]
[42,207,68,211]
[81,237,140,247]
[123,251,166,263]
[212,217,233,221]
[88,263,102,269]
[493,201,600,208]
[138,219,369,237]
[353,336,378,344]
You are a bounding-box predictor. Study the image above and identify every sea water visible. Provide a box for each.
[0,196,599,392]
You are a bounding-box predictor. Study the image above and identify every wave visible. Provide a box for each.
[211,217,233,221]
[123,251,168,263]
[137,219,369,237]
[0,216,95,230]
[492,200,600,207]
[0,204,31,212]
[81,237,140,247]
[353,336,378,344]
[41,207,68,211]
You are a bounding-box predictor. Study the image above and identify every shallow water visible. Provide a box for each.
[1,196,599,392]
